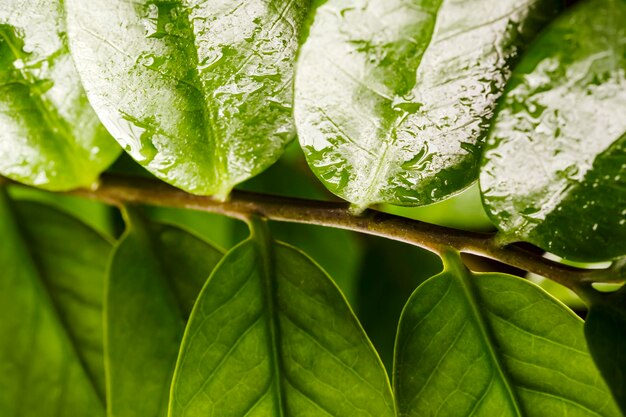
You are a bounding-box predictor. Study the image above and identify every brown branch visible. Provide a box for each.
[2,174,620,291]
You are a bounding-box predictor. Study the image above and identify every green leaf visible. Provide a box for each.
[394,250,619,417]
[65,0,310,199]
[169,219,395,417]
[479,0,626,262]
[0,1,120,190]
[585,287,626,414]
[294,0,563,211]
[106,208,222,417]
[0,190,110,416]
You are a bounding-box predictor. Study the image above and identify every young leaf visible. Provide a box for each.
[65,0,310,199]
[0,190,111,416]
[394,250,620,417]
[585,287,626,414]
[106,208,222,417]
[480,0,626,262]
[294,0,563,211]
[169,219,395,417]
[0,1,120,190]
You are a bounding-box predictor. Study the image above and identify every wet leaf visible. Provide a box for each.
[0,1,120,190]
[480,0,626,261]
[106,208,222,417]
[0,190,111,416]
[65,0,310,199]
[169,219,395,417]
[394,250,620,417]
[294,0,563,210]
[585,287,626,414]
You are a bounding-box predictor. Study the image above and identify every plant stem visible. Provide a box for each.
[2,174,620,291]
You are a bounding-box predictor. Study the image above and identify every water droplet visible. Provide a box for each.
[392,95,422,113]
[198,49,224,72]
[460,142,479,155]
[136,53,165,71]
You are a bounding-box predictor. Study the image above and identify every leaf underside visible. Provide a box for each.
[0,191,110,416]
[169,219,395,417]
[0,0,119,190]
[394,250,620,417]
[294,0,563,210]
[480,0,626,262]
[65,0,309,199]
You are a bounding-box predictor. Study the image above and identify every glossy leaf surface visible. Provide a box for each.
[0,191,110,416]
[65,0,309,199]
[394,250,619,417]
[294,0,562,210]
[107,209,222,417]
[585,288,626,414]
[480,0,626,261]
[170,219,394,417]
[0,0,119,190]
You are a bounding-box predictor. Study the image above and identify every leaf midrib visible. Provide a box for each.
[252,220,288,416]
[360,0,446,208]
[449,257,524,416]
[176,4,228,195]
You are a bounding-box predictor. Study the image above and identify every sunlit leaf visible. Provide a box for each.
[169,219,394,417]
[480,0,626,261]
[294,0,563,210]
[106,208,222,417]
[0,190,110,416]
[0,1,120,190]
[65,0,310,199]
[394,250,619,417]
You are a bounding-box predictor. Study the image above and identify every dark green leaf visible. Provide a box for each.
[294,0,563,211]
[585,287,626,414]
[106,208,222,417]
[0,190,110,416]
[170,219,395,417]
[480,0,626,262]
[0,1,120,190]
[394,250,619,417]
[65,0,310,199]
